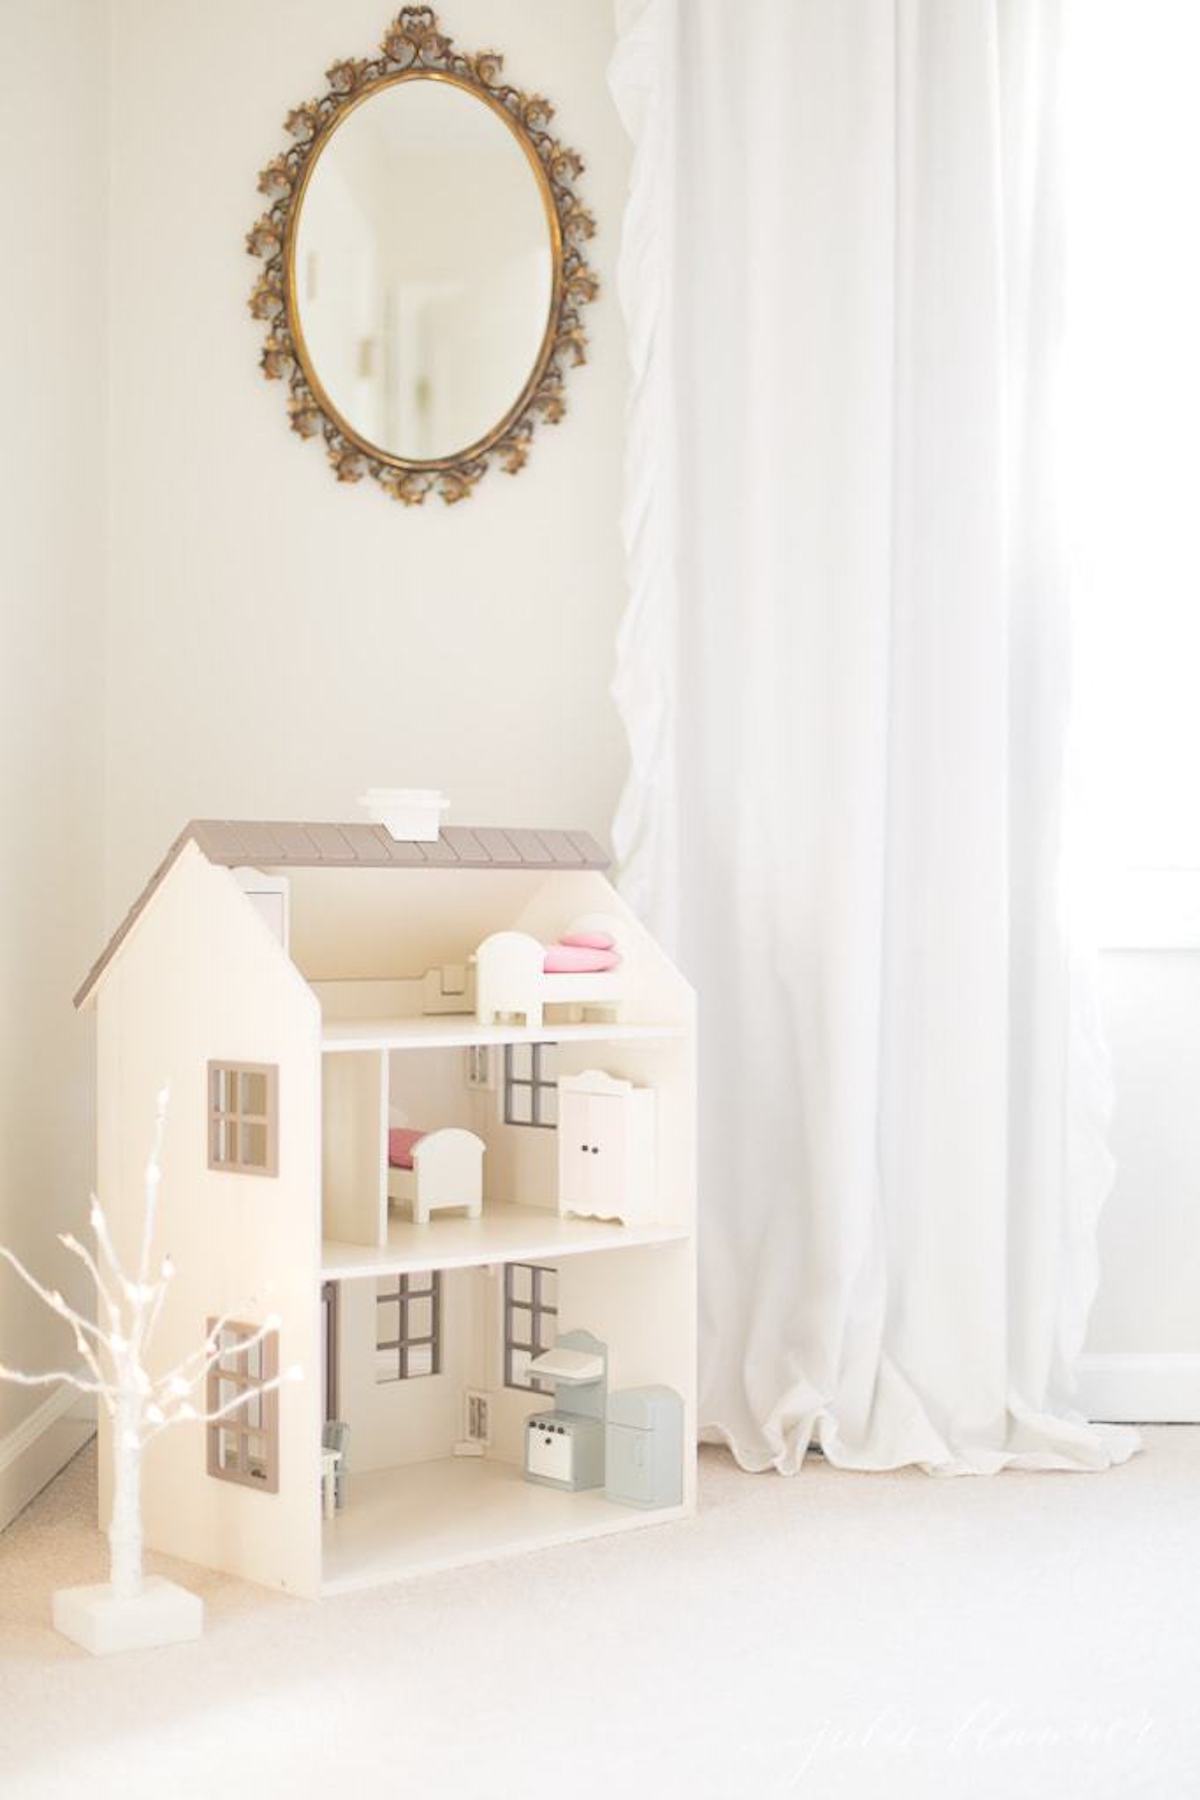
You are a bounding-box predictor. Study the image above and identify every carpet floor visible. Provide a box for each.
[2,1432,1199,1799]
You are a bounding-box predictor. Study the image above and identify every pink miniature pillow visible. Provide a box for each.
[559,930,616,951]
[543,945,620,974]
[388,1127,425,1170]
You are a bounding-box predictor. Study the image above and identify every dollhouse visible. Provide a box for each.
[76,816,695,1598]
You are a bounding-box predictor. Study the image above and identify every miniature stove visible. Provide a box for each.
[524,1409,604,1488]
[522,1331,607,1493]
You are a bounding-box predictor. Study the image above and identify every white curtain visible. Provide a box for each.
[610,0,1138,1474]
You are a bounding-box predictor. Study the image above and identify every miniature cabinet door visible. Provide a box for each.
[557,1075,653,1224]
[558,1086,601,1217]
[558,1089,626,1219]
[583,1092,628,1218]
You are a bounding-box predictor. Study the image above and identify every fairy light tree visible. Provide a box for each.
[0,1090,300,1608]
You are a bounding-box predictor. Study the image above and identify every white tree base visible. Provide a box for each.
[52,1577,204,1654]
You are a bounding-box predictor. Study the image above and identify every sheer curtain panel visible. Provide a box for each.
[610,0,1138,1474]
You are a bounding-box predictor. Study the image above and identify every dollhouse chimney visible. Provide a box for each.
[357,788,449,843]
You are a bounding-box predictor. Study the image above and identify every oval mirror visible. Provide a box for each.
[248,9,598,505]
[294,77,555,464]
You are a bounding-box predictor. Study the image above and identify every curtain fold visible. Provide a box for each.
[610,0,1138,1474]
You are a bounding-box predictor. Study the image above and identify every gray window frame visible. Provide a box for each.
[503,1042,558,1129]
[375,1272,442,1382]
[503,1262,558,1393]
[205,1319,280,1493]
[207,1061,279,1176]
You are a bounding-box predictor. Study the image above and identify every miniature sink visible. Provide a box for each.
[527,1346,605,1385]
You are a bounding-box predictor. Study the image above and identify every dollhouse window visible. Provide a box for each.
[207,1062,278,1176]
[375,1272,442,1382]
[503,1262,558,1391]
[503,1043,558,1128]
[205,1320,280,1493]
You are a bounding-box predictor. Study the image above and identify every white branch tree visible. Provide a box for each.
[0,1089,300,1602]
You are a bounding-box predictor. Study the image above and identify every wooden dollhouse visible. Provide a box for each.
[76,819,695,1598]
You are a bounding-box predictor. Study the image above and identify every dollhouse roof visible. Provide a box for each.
[74,819,610,1009]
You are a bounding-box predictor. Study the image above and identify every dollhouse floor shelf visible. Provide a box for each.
[320,1456,690,1593]
[320,1017,687,1053]
[320,1202,688,1279]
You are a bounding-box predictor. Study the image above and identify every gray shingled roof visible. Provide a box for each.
[75,819,610,1009]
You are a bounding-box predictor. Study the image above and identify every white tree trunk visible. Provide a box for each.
[108,1400,143,1601]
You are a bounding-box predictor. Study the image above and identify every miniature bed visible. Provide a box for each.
[473,916,626,1029]
[386,1126,485,1225]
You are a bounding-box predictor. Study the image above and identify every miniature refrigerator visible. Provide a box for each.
[605,1386,684,1510]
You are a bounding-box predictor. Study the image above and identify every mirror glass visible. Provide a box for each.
[293,77,555,463]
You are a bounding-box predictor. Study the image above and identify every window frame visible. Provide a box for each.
[375,1271,442,1383]
[503,1042,558,1129]
[205,1319,280,1494]
[503,1262,558,1393]
[207,1061,279,1177]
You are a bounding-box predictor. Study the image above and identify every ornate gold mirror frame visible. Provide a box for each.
[247,6,597,504]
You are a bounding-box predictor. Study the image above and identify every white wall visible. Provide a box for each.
[105,0,631,928]
[0,0,629,1517]
[0,2,107,1475]
[1085,955,1200,1379]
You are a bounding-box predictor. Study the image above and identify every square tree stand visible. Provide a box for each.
[53,1578,204,1654]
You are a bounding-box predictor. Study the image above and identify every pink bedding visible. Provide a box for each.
[387,1126,425,1170]
[543,944,620,974]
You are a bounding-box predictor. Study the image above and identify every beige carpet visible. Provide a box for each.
[2,1433,1199,1799]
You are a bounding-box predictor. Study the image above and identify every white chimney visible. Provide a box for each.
[357,787,449,842]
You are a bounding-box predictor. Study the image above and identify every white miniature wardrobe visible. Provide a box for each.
[557,1070,656,1225]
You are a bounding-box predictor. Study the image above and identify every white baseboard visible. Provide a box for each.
[1077,1353,1200,1424]
[0,1385,96,1532]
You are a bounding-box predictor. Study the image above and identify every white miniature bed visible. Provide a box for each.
[386,1127,485,1225]
[473,915,627,1029]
